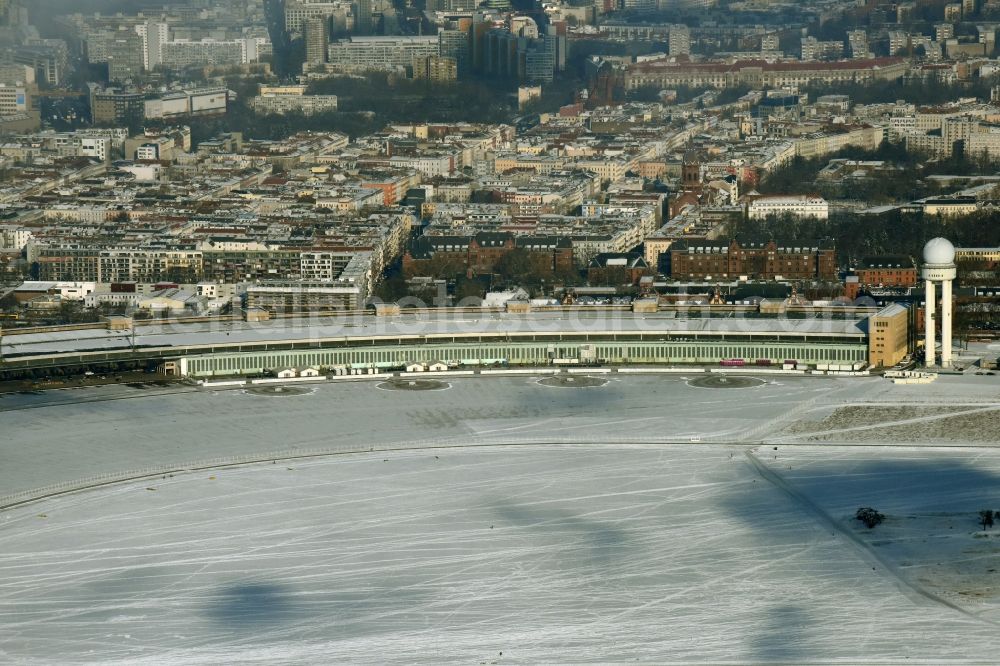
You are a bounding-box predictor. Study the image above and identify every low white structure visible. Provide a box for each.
[885,370,938,384]
[747,195,829,220]
[85,290,141,309]
[482,288,529,308]
[137,288,202,313]
[13,281,96,301]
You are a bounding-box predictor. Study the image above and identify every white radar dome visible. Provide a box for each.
[923,237,955,265]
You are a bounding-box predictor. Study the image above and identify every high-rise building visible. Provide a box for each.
[659,0,716,7]
[0,0,26,27]
[523,39,555,82]
[284,1,347,35]
[414,55,457,82]
[848,30,869,59]
[135,21,168,70]
[546,21,567,72]
[427,0,478,10]
[897,1,917,22]
[800,36,843,61]
[668,24,690,56]
[105,30,145,82]
[471,12,491,73]
[481,24,556,83]
[355,0,373,35]
[622,0,656,11]
[761,34,780,52]
[305,17,329,63]
[888,31,909,56]
[438,29,471,73]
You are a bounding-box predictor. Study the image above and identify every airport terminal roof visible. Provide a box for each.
[3,310,868,359]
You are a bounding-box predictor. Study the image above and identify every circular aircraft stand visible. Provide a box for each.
[537,375,608,389]
[687,375,765,390]
[377,378,450,391]
[243,385,315,397]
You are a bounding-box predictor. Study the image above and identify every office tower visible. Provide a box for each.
[305,17,328,63]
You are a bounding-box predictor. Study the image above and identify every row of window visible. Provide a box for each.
[185,341,866,375]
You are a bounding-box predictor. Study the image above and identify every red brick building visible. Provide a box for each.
[669,239,838,281]
[403,232,574,278]
[844,255,917,299]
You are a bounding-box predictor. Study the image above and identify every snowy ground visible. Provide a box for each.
[3,372,1000,663]
[753,445,1000,624]
[770,372,1000,445]
[0,373,859,496]
[2,444,1000,665]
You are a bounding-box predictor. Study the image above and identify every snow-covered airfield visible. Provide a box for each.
[2,369,1000,664]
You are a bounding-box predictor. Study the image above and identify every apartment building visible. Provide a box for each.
[284,0,350,34]
[800,37,843,61]
[327,36,440,72]
[669,239,838,280]
[854,256,918,288]
[625,58,907,90]
[413,55,458,82]
[305,17,329,64]
[847,30,869,59]
[0,82,28,116]
[668,25,690,56]
[0,225,32,250]
[250,85,339,115]
[161,39,245,70]
[90,87,144,125]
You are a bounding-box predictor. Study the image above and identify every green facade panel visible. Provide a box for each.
[180,340,867,377]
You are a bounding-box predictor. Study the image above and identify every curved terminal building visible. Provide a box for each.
[0,306,902,379]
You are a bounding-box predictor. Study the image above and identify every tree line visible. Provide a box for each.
[731,208,1000,268]
[158,72,529,148]
[759,140,999,205]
